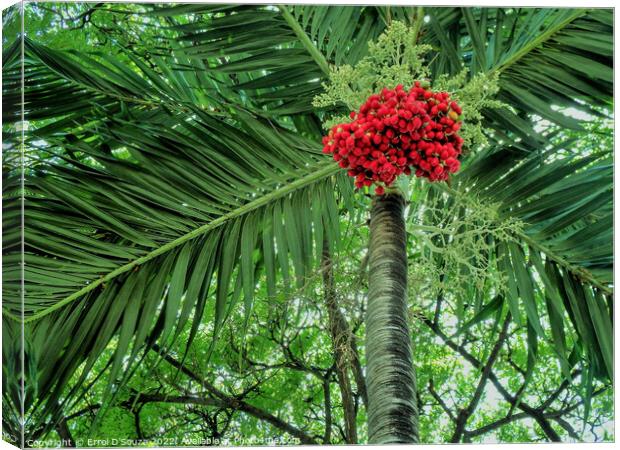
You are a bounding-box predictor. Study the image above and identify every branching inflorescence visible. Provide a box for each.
[314,21,505,195]
[322,83,464,194]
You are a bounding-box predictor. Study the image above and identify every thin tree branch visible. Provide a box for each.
[538,370,581,411]
[421,314,561,442]
[323,377,333,444]
[551,416,580,441]
[55,418,75,448]
[125,393,220,408]
[150,345,318,444]
[428,379,456,422]
[466,412,529,438]
[322,242,358,443]
[450,313,511,442]
[64,404,101,422]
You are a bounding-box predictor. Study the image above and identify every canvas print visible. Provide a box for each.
[1,2,614,447]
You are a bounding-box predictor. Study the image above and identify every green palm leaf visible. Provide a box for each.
[2,5,613,440]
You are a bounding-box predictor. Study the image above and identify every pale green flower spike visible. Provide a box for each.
[408,193,523,303]
[313,20,506,152]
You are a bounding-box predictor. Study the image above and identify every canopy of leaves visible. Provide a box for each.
[2,3,613,445]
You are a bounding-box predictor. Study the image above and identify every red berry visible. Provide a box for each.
[322,83,463,189]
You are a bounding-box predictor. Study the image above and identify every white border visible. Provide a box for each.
[0,1,616,450]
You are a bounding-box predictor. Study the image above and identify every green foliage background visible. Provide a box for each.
[1,3,613,446]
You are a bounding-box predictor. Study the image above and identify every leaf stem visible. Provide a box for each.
[6,162,340,323]
[494,9,586,74]
[431,182,612,294]
[278,6,331,76]
[410,7,425,44]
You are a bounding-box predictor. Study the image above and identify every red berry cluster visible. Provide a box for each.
[321,82,464,195]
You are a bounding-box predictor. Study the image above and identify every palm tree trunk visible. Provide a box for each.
[366,192,418,444]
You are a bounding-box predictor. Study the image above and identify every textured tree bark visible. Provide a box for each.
[366,192,418,444]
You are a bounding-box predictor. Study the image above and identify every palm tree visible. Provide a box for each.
[2,4,612,444]
[366,192,418,443]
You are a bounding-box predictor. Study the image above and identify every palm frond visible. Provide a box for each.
[424,8,613,130]
[2,39,353,438]
[441,118,613,383]
[2,6,613,439]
